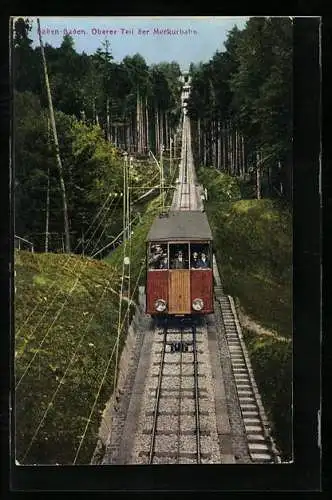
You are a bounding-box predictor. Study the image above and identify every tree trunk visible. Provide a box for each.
[106,97,110,142]
[226,123,229,173]
[160,110,163,151]
[234,129,237,175]
[126,124,130,151]
[278,160,284,196]
[142,97,145,152]
[136,88,140,153]
[210,120,213,166]
[165,112,169,155]
[222,124,226,172]
[256,151,261,199]
[211,120,215,168]
[95,100,99,126]
[217,121,221,171]
[92,99,96,124]
[197,118,201,164]
[203,121,207,166]
[81,228,85,257]
[241,135,245,177]
[155,105,159,153]
[37,18,70,253]
[45,166,50,253]
[216,120,218,168]
[230,125,234,175]
[230,124,233,174]
[145,96,149,151]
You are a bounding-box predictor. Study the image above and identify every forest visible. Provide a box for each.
[188,17,292,202]
[13,16,294,464]
[14,17,292,257]
[14,17,183,254]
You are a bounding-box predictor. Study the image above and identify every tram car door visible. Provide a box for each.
[168,243,191,314]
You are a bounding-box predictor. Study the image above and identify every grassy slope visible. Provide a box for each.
[15,194,161,465]
[198,167,293,460]
[15,251,123,464]
[104,195,161,280]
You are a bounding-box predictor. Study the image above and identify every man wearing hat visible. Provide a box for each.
[172,250,186,269]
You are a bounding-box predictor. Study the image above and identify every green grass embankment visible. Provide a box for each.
[104,195,161,289]
[15,194,161,465]
[15,251,122,464]
[197,166,293,461]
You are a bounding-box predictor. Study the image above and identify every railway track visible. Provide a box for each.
[101,82,281,465]
[147,322,203,464]
[127,320,222,464]
[175,114,201,211]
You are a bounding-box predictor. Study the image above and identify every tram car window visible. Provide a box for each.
[148,243,168,270]
[170,244,189,269]
[145,211,214,317]
[190,243,211,269]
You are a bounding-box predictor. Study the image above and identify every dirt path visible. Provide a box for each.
[235,303,291,344]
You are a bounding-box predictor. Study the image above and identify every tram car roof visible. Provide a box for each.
[147,210,213,242]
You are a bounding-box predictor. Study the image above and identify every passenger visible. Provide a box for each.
[149,244,164,268]
[191,252,199,269]
[197,252,209,269]
[172,250,186,269]
[159,256,168,269]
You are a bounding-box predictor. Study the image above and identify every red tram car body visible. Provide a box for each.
[146,211,214,317]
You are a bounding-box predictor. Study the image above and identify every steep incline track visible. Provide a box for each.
[171,114,203,211]
[101,79,280,465]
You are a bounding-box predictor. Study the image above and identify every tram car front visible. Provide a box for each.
[145,211,214,318]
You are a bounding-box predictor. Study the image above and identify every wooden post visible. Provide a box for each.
[45,166,50,253]
[106,97,110,142]
[37,18,71,253]
[160,145,165,211]
[170,136,173,179]
[241,135,245,177]
[256,151,261,200]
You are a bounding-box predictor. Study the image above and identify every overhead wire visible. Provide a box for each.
[88,195,122,258]
[21,269,118,462]
[17,191,117,333]
[73,258,145,464]
[16,194,119,380]
[18,140,179,454]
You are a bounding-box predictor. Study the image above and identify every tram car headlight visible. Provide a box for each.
[192,298,204,311]
[155,299,167,312]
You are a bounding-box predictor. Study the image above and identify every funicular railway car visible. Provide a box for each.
[146,211,214,317]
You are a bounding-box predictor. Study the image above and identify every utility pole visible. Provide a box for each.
[45,119,51,253]
[127,156,133,241]
[106,97,111,142]
[170,137,173,180]
[160,144,165,211]
[256,151,261,200]
[37,18,71,253]
[123,152,128,242]
[45,166,50,253]
[81,228,85,257]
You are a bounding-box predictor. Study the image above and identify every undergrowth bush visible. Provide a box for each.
[244,329,293,461]
[197,167,292,336]
[197,166,293,460]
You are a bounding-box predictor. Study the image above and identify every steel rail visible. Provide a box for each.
[176,326,184,463]
[148,324,168,464]
[192,323,202,463]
